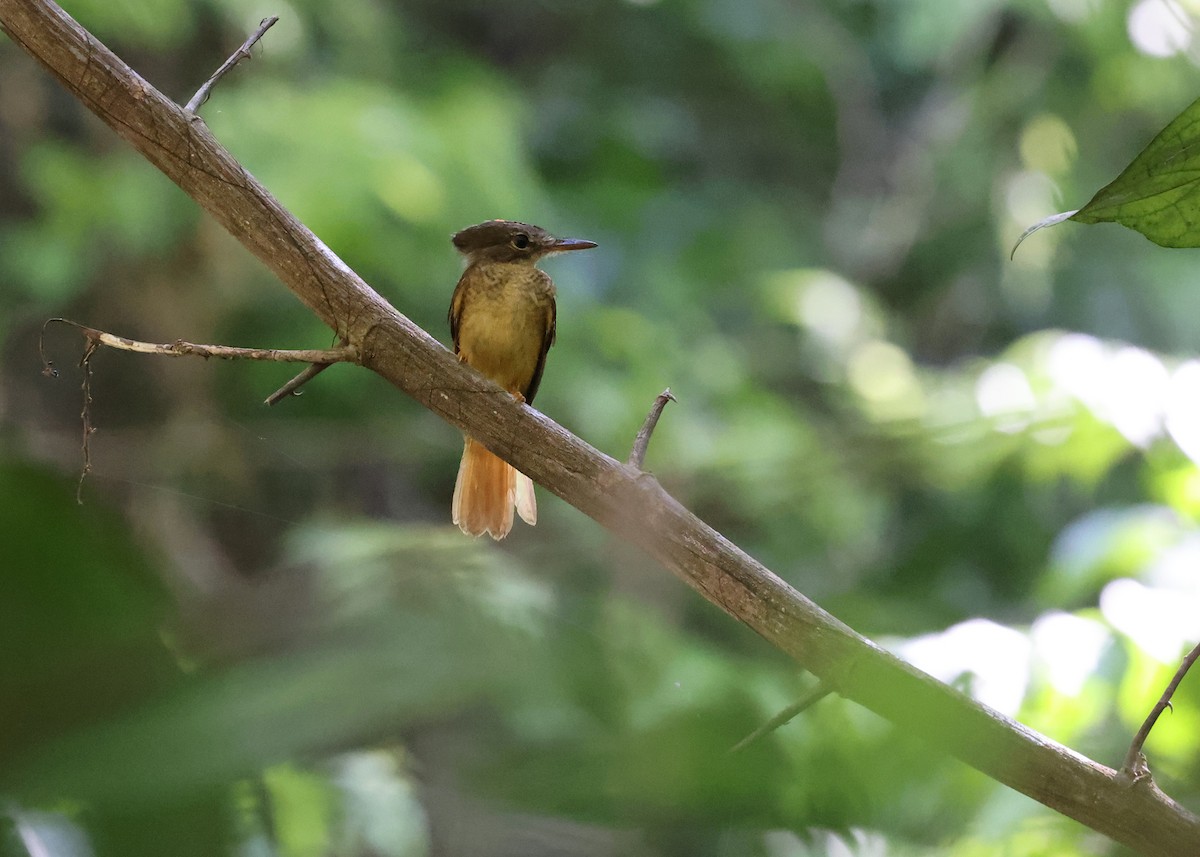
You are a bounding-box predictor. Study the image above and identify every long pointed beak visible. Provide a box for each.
[551,237,597,252]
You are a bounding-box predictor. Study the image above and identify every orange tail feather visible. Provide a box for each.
[452,437,537,539]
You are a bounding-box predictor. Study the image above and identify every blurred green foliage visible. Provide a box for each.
[3,1,1200,855]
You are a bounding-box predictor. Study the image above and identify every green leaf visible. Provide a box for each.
[1070,96,1200,247]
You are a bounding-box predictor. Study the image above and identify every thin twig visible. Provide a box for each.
[75,337,97,504]
[264,362,331,406]
[628,387,676,469]
[39,317,359,498]
[184,16,278,114]
[41,318,358,365]
[728,683,833,754]
[40,317,97,500]
[1122,641,1200,781]
[38,318,60,379]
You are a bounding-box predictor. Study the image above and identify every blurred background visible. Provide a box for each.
[3,0,1200,854]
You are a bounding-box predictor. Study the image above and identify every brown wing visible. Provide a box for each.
[522,295,556,405]
[448,273,468,354]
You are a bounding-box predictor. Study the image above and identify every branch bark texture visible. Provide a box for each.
[2,2,1197,853]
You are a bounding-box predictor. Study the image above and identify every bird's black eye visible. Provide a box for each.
[511,233,530,250]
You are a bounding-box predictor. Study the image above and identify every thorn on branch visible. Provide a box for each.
[628,387,676,470]
[185,16,279,114]
[1124,752,1152,787]
[728,682,833,754]
[1121,641,1200,781]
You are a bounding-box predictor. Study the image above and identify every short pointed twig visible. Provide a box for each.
[265,335,352,405]
[185,16,279,114]
[264,362,332,406]
[628,387,676,470]
[1121,641,1200,782]
[729,682,833,754]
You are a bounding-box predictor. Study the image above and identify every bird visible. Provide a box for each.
[448,220,596,539]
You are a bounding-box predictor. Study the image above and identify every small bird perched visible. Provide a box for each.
[448,220,596,539]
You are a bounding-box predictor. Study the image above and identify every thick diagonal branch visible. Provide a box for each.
[2,3,1198,854]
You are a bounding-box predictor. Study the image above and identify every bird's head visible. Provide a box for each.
[452,220,596,265]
